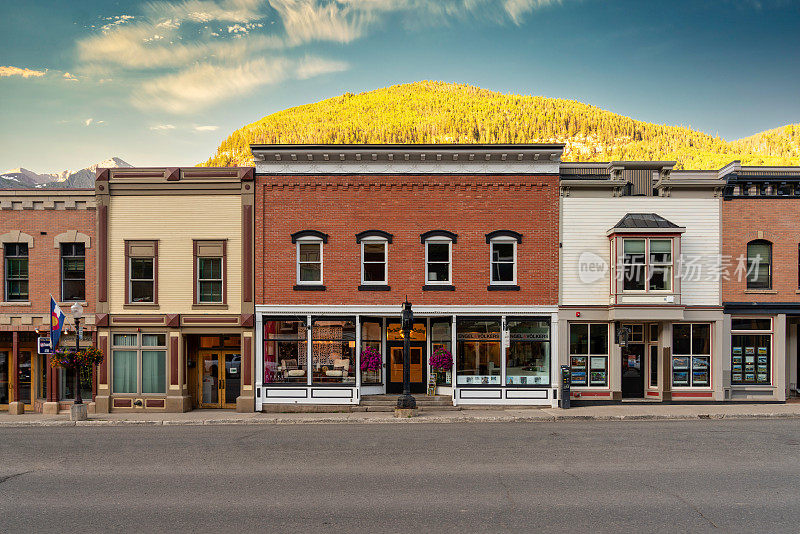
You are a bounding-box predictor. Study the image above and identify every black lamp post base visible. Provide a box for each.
[396,394,417,409]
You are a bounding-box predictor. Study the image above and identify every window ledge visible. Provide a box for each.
[58,301,87,307]
[358,285,390,291]
[293,285,326,291]
[192,304,229,310]
[0,301,31,307]
[487,284,520,291]
[744,289,778,294]
[423,284,455,291]
[123,303,160,309]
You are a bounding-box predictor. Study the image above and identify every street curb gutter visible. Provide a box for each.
[0,412,799,427]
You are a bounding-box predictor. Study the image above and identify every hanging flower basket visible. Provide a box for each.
[360,345,382,383]
[50,346,104,371]
[430,347,453,386]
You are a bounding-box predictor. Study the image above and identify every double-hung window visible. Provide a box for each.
[421,231,457,286]
[292,230,327,287]
[487,231,522,287]
[194,240,225,303]
[623,238,672,291]
[61,243,85,301]
[746,240,772,290]
[671,323,711,387]
[112,333,167,394]
[126,241,157,304]
[4,243,28,302]
[361,240,387,284]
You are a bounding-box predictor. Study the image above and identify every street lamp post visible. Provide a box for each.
[71,302,84,405]
[396,299,417,410]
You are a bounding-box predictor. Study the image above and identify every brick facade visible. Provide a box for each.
[721,198,800,302]
[255,174,559,306]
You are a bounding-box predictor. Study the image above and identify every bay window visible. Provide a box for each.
[623,238,672,291]
[569,323,609,387]
[672,323,711,387]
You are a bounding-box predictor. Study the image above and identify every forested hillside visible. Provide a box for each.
[203,81,799,169]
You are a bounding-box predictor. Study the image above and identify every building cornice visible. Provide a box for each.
[0,189,96,210]
[251,144,564,175]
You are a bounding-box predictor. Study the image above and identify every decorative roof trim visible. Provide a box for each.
[355,230,393,244]
[251,144,564,175]
[485,230,523,243]
[420,230,457,243]
[291,230,328,243]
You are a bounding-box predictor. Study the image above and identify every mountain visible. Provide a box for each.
[0,157,132,189]
[202,81,799,170]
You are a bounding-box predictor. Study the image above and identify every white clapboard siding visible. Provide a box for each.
[562,197,720,306]
[108,195,242,314]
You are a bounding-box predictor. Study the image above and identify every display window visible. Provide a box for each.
[730,317,772,385]
[569,323,609,387]
[671,323,711,387]
[456,319,501,385]
[506,319,550,386]
[111,333,167,395]
[263,319,308,384]
[360,318,382,385]
[311,318,356,384]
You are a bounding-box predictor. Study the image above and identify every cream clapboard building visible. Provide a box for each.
[558,162,726,402]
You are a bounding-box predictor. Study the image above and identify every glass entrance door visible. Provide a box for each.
[387,344,424,394]
[18,350,32,406]
[621,344,645,398]
[199,352,240,408]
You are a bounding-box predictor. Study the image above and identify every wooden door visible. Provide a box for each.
[198,351,240,409]
[389,345,424,385]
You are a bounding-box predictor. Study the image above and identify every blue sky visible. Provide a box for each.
[1,0,799,172]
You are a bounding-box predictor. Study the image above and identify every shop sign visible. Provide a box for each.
[456,332,501,341]
[38,337,53,355]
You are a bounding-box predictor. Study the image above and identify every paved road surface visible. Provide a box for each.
[1,420,798,533]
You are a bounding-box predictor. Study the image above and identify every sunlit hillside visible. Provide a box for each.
[203,81,799,169]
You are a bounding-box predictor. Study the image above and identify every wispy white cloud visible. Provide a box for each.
[149,124,177,130]
[63,72,79,81]
[194,125,220,131]
[84,118,93,126]
[0,66,47,78]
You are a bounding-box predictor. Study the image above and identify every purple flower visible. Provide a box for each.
[360,346,382,372]
[429,347,453,372]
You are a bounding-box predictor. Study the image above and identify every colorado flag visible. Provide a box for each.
[50,297,66,349]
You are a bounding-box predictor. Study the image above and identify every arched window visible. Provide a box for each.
[746,240,772,290]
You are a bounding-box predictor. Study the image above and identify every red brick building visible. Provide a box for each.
[0,189,96,414]
[252,144,563,407]
[721,162,800,401]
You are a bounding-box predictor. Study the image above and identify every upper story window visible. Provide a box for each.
[623,238,672,292]
[356,231,393,286]
[421,231,457,286]
[194,240,225,304]
[746,240,772,290]
[486,230,522,286]
[61,243,85,301]
[4,243,28,302]
[126,241,157,304]
[291,230,328,287]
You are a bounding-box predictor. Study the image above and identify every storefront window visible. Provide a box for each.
[360,318,382,385]
[263,319,308,384]
[569,323,608,387]
[311,318,356,384]
[505,319,550,386]
[672,323,711,387]
[430,319,452,385]
[456,319,501,385]
[111,333,167,394]
[731,318,771,385]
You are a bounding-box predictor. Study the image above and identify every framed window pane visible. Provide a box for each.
[112,350,137,393]
[199,281,223,302]
[691,356,710,386]
[691,324,711,355]
[427,262,449,282]
[569,324,588,355]
[731,334,770,385]
[731,318,771,331]
[649,266,671,291]
[363,262,385,282]
[263,320,308,384]
[363,243,385,262]
[746,241,772,289]
[299,243,320,262]
[113,334,137,347]
[198,257,221,280]
[506,320,550,386]
[141,351,166,393]
[131,258,153,280]
[672,324,691,354]
[589,356,607,386]
[456,320,501,385]
[492,243,514,262]
[131,281,154,302]
[311,319,356,384]
[142,334,166,347]
[589,324,608,354]
[299,263,321,282]
[427,243,449,262]
[623,264,646,291]
[491,262,514,282]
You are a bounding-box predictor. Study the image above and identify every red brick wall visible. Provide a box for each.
[0,208,96,316]
[255,174,559,306]
[722,198,800,301]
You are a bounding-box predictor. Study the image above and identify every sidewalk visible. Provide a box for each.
[2,402,800,427]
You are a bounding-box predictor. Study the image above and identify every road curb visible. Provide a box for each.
[1,412,799,428]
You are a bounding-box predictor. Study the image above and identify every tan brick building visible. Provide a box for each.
[0,189,96,414]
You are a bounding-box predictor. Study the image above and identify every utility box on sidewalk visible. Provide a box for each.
[559,365,571,409]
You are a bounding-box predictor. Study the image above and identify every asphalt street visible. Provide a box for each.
[1,419,798,533]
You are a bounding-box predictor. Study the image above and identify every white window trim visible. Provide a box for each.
[296,237,323,285]
[360,237,388,285]
[568,322,610,389]
[671,323,713,389]
[622,237,674,293]
[424,238,452,285]
[489,237,517,285]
